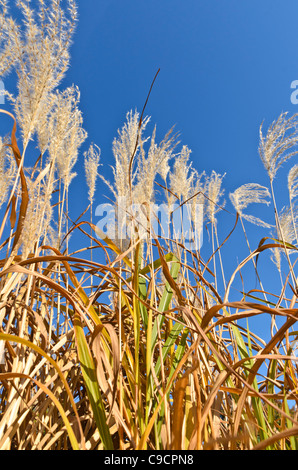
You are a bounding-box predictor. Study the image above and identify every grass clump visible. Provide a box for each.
[0,0,298,451]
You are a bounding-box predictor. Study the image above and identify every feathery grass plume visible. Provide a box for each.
[0,1,20,78]
[259,112,298,182]
[156,127,177,182]
[38,86,82,166]
[36,91,60,155]
[134,125,178,204]
[288,164,298,243]
[288,164,298,202]
[169,145,197,203]
[55,86,87,190]
[51,86,87,255]
[229,183,271,228]
[276,205,297,247]
[259,113,298,292]
[84,143,101,205]
[103,109,179,245]
[187,169,206,229]
[100,109,150,245]
[130,126,179,248]
[167,146,205,257]
[205,170,225,225]
[270,245,281,274]
[108,109,150,200]
[0,136,17,210]
[270,205,297,273]
[20,177,54,256]
[9,0,78,145]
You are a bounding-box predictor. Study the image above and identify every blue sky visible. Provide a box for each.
[2,0,298,336]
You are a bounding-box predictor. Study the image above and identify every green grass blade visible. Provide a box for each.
[151,257,180,350]
[73,315,114,450]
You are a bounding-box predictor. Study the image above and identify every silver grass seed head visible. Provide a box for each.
[288,164,298,202]
[84,143,101,204]
[110,110,141,199]
[169,145,196,203]
[149,125,178,183]
[270,246,281,273]
[0,4,21,78]
[229,183,272,228]
[0,137,17,210]
[11,0,78,144]
[205,170,225,225]
[20,178,54,257]
[106,110,180,247]
[135,125,178,205]
[52,86,87,189]
[259,112,298,182]
[270,205,297,272]
[190,171,206,222]
[111,109,150,200]
[101,110,150,247]
[277,205,297,246]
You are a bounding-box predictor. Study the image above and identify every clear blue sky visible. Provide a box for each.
[3,1,298,337]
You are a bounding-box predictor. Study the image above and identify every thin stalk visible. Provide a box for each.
[211,222,218,293]
[118,241,124,450]
[90,201,94,293]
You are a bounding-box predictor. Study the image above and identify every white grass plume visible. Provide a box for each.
[0,1,20,78]
[169,145,197,203]
[134,125,178,205]
[288,164,298,243]
[20,177,54,256]
[84,143,101,205]
[259,112,298,182]
[167,146,205,251]
[8,0,78,145]
[288,164,298,202]
[277,206,297,246]
[229,183,272,228]
[53,86,87,190]
[205,170,225,225]
[270,205,297,272]
[0,136,17,210]
[102,110,178,246]
[109,109,150,201]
